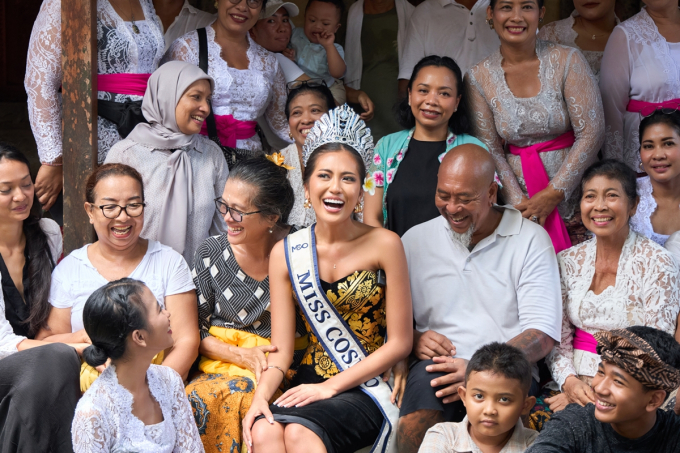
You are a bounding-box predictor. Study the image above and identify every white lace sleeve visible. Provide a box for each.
[24,0,63,164]
[72,406,112,453]
[641,246,680,336]
[465,73,525,205]
[537,22,560,42]
[264,63,293,144]
[168,368,204,452]
[549,49,604,199]
[599,27,629,162]
[163,32,200,66]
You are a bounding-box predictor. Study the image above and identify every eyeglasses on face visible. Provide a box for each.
[224,0,264,10]
[286,78,327,93]
[214,198,261,222]
[94,203,146,219]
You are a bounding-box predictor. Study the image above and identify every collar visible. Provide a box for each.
[438,0,467,8]
[73,239,159,268]
[451,416,532,452]
[440,206,522,254]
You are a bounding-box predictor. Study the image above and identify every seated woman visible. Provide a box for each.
[0,143,82,452]
[39,164,199,389]
[72,278,203,452]
[242,105,413,453]
[630,110,680,246]
[105,61,228,263]
[185,155,308,453]
[529,160,680,431]
[364,55,487,236]
[280,80,335,226]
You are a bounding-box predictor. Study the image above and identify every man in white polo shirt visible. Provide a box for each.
[396,144,562,453]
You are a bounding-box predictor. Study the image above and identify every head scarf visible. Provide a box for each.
[594,328,680,392]
[127,61,214,255]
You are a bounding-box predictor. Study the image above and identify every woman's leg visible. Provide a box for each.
[252,418,286,452]
[283,423,327,453]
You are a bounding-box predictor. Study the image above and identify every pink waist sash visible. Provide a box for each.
[200,114,258,148]
[626,98,680,117]
[573,327,598,354]
[97,73,151,96]
[508,130,575,254]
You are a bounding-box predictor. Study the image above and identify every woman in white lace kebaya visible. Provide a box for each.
[537,0,619,80]
[25,0,165,211]
[72,279,203,453]
[530,160,680,431]
[164,0,291,153]
[467,0,604,253]
[630,110,680,246]
[280,81,335,226]
[599,0,680,171]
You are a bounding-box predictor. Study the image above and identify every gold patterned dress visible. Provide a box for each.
[269,270,388,453]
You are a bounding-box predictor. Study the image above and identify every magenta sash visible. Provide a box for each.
[508,131,574,254]
[97,73,151,96]
[573,327,598,354]
[626,98,680,117]
[200,114,258,148]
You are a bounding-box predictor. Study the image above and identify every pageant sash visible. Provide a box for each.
[200,114,258,148]
[97,73,151,96]
[626,98,680,117]
[573,328,598,354]
[284,226,398,453]
[508,131,574,254]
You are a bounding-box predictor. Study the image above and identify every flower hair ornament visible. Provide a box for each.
[265,152,294,170]
[302,104,374,169]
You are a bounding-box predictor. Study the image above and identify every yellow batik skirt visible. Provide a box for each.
[80,351,165,393]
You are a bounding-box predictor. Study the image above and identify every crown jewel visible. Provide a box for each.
[302,104,374,168]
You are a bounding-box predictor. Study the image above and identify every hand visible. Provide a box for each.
[316,30,336,48]
[234,345,278,383]
[73,329,92,345]
[559,375,596,407]
[35,164,63,211]
[427,356,468,404]
[414,330,455,361]
[383,358,409,407]
[514,187,564,226]
[282,47,295,61]
[273,382,336,408]
[242,396,275,453]
[545,392,571,412]
[356,91,375,121]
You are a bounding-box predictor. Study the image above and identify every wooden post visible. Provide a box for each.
[62,0,97,254]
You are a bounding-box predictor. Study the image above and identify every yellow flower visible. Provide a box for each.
[362,176,376,196]
[265,152,294,170]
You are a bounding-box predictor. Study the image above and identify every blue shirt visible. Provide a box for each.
[290,27,345,86]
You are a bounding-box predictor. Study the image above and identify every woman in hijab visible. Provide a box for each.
[105,61,228,264]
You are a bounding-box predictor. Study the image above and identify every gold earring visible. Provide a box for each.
[303,198,311,209]
[639,161,644,172]
[488,18,494,29]
[214,0,219,8]
[354,202,363,214]
[289,131,293,139]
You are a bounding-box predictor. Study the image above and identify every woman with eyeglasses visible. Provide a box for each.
[105,61,228,264]
[184,155,308,453]
[38,163,199,390]
[164,0,292,154]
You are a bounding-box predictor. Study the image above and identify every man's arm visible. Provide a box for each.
[507,328,555,363]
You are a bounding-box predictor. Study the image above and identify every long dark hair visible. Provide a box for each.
[396,55,472,135]
[0,143,54,337]
[82,278,149,367]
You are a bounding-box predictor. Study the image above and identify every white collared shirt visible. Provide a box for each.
[402,208,562,377]
[162,0,216,51]
[398,0,499,79]
[421,416,538,452]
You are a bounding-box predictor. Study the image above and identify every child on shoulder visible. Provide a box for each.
[420,343,538,453]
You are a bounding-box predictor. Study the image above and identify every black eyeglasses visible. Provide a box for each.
[214,198,261,222]
[94,203,146,219]
[226,0,264,10]
[286,78,327,93]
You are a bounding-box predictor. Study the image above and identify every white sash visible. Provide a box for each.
[284,225,398,453]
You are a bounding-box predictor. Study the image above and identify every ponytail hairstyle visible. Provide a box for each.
[82,278,149,367]
[0,142,54,336]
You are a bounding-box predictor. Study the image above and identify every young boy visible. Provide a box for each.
[420,343,538,453]
[526,326,680,453]
[288,0,346,104]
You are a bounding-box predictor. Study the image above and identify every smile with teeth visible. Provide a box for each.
[507,26,525,32]
[228,226,244,233]
[231,14,248,22]
[597,399,615,407]
[300,128,311,136]
[191,115,204,122]
[592,217,612,222]
[450,215,468,222]
[323,198,344,207]
[112,226,131,234]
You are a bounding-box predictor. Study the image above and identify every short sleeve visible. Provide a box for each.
[163,248,196,296]
[40,218,63,263]
[334,43,345,61]
[368,136,390,187]
[49,260,74,309]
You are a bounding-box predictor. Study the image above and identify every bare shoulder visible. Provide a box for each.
[359,224,405,256]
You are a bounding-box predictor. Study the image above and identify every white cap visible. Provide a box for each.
[263,0,299,18]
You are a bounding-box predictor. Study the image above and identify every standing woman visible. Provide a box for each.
[364,56,487,236]
[165,0,292,155]
[25,0,165,211]
[599,0,680,171]
[242,105,413,453]
[280,81,335,227]
[105,61,229,263]
[466,0,604,252]
[537,0,619,80]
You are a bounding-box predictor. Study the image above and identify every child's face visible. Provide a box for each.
[459,371,535,445]
[304,1,341,44]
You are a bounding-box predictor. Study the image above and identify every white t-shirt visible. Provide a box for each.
[402,209,562,370]
[49,240,195,332]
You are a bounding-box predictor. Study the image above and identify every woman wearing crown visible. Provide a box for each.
[241,105,414,453]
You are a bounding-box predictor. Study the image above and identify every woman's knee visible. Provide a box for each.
[283,423,325,451]
[252,418,284,447]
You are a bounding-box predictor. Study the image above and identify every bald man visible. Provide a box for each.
[396,145,562,453]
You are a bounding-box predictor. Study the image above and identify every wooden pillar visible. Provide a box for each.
[62,0,97,254]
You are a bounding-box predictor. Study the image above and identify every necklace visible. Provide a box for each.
[576,16,610,40]
[128,0,140,34]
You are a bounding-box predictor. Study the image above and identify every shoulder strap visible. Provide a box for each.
[196,28,221,146]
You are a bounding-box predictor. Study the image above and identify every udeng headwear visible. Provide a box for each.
[302,104,374,169]
[594,328,680,392]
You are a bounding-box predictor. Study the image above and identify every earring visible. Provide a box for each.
[639,161,644,172]
[269,227,273,234]
[539,17,544,23]
[303,198,311,209]
[214,0,218,8]
[488,18,494,29]
[289,131,293,139]
[354,202,363,214]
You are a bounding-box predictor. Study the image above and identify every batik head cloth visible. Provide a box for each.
[594,328,680,392]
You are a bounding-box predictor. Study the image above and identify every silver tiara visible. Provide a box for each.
[302,104,374,168]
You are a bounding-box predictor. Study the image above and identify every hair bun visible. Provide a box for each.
[83,344,109,368]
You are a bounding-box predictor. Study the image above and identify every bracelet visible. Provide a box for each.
[266,365,285,376]
[42,158,63,167]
